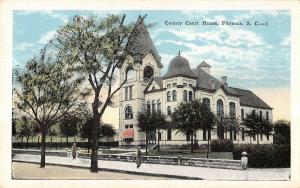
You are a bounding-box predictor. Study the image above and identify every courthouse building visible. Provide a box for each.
[119,17,273,146]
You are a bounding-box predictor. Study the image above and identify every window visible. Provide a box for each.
[152,86,155,90]
[167,106,171,115]
[229,128,233,140]
[125,125,129,129]
[125,125,133,129]
[125,106,133,119]
[144,66,154,81]
[157,100,161,113]
[188,91,193,101]
[189,84,193,87]
[266,111,269,121]
[234,129,237,141]
[167,128,172,140]
[241,128,245,141]
[167,91,171,102]
[259,111,262,119]
[152,100,156,113]
[172,90,177,101]
[172,83,177,87]
[167,84,171,88]
[203,98,210,110]
[130,125,133,128]
[183,90,188,101]
[241,109,245,120]
[229,102,236,118]
[183,83,187,87]
[203,129,207,141]
[125,86,132,100]
[217,99,224,117]
[147,101,151,112]
[126,66,135,81]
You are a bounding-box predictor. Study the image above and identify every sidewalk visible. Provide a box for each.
[12,154,290,180]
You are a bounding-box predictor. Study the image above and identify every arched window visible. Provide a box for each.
[188,91,193,101]
[146,101,151,112]
[217,99,224,117]
[125,106,133,119]
[152,100,156,113]
[183,90,187,101]
[125,66,135,81]
[202,98,210,110]
[259,111,262,119]
[172,90,177,101]
[167,91,171,102]
[229,102,236,117]
[143,66,154,81]
[167,106,171,115]
[157,100,161,113]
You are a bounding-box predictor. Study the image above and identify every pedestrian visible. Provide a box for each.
[72,143,77,160]
[241,151,248,170]
[136,146,142,168]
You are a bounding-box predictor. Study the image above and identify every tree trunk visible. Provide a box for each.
[26,136,30,148]
[257,134,259,145]
[191,132,194,153]
[87,137,90,153]
[90,105,99,173]
[21,136,24,148]
[157,129,160,152]
[37,136,40,149]
[206,139,210,158]
[40,127,47,168]
[74,136,76,143]
[50,137,53,147]
[66,136,69,145]
[145,131,148,155]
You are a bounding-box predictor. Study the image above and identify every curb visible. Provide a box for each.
[12,159,203,180]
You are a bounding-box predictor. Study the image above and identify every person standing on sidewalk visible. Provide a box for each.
[136,147,142,168]
[72,143,77,160]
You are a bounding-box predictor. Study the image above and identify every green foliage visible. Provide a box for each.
[273,120,290,145]
[59,113,79,138]
[15,115,39,140]
[233,144,290,168]
[217,115,239,140]
[211,139,234,152]
[242,113,273,144]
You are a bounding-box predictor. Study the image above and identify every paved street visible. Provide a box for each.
[12,154,291,180]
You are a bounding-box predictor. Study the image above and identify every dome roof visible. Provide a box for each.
[163,53,196,79]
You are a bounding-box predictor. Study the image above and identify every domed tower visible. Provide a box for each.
[162,52,197,114]
[119,16,162,146]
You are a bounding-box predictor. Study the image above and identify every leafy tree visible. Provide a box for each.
[100,123,116,142]
[273,120,290,145]
[137,111,156,155]
[243,113,273,144]
[14,47,87,167]
[50,14,144,172]
[217,115,239,140]
[151,112,168,151]
[48,126,58,146]
[15,115,37,148]
[59,113,79,145]
[80,117,94,153]
[171,100,216,153]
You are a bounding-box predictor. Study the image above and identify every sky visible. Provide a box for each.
[13,10,291,127]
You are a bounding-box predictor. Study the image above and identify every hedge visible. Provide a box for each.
[211,139,234,152]
[233,144,290,168]
[12,141,119,149]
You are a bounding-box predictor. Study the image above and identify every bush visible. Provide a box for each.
[211,139,233,152]
[233,144,290,168]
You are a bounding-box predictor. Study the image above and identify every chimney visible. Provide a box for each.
[221,76,227,86]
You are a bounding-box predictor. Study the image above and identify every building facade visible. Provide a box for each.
[119,17,273,146]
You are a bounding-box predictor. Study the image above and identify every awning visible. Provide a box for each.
[122,128,134,138]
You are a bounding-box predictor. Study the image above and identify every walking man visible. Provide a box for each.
[72,143,77,160]
[136,147,142,168]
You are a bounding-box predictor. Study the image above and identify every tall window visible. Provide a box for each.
[126,66,135,81]
[242,127,245,141]
[167,91,171,102]
[167,106,171,115]
[125,86,132,100]
[203,98,210,110]
[152,100,156,113]
[183,90,187,101]
[129,86,132,100]
[147,101,151,112]
[259,111,262,119]
[229,102,236,117]
[172,90,177,101]
[241,109,245,120]
[125,106,133,119]
[157,100,161,113]
[143,66,154,81]
[167,128,172,140]
[188,91,193,101]
[266,111,269,121]
[217,99,224,117]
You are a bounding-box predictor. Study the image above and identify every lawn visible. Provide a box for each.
[147,150,233,159]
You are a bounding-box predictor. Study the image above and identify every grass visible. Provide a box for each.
[147,150,233,159]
